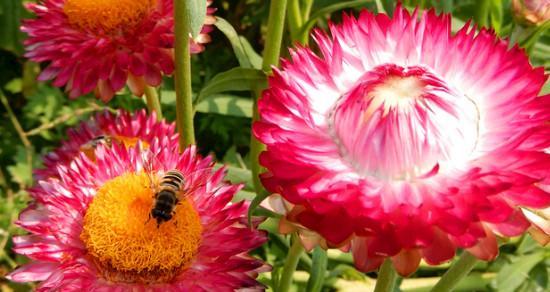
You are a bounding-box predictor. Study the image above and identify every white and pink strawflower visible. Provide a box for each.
[254,6,550,275]
[8,142,267,290]
[22,0,216,101]
[35,109,178,180]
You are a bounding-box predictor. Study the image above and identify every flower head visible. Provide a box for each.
[254,7,550,275]
[22,0,216,101]
[8,142,267,290]
[512,0,550,26]
[35,109,177,180]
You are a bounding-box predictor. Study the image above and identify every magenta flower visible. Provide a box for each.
[254,7,550,275]
[22,0,216,101]
[8,142,267,290]
[35,110,178,180]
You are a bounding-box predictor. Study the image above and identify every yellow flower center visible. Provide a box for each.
[80,172,202,284]
[63,0,157,33]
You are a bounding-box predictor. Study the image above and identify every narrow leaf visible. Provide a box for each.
[196,67,266,104]
[215,17,262,69]
[186,0,207,38]
[298,0,370,40]
[495,251,545,292]
[306,247,328,292]
[195,94,253,118]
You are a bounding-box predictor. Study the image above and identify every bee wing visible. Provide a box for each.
[177,168,216,200]
[140,150,160,189]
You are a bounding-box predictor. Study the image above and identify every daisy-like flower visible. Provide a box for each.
[8,142,267,290]
[512,0,550,26]
[254,6,550,275]
[35,109,178,180]
[22,0,216,101]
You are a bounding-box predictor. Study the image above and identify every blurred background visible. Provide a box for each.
[0,0,549,291]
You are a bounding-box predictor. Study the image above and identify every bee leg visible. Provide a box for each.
[145,213,152,225]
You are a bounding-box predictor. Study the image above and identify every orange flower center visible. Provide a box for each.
[80,172,202,284]
[63,0,157,33]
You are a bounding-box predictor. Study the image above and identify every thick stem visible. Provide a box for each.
[430,252,479,292]
[174,0,196,149]
[250,0,288,193]
[144,85,163,121]
[278,234,305,292]
[374,259,398,292]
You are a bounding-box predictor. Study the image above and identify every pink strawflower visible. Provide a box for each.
[8,142,267,290]
[254,6,550,275]
[512,0,550,25]
[35,109,178,180]
[22,0,216,101]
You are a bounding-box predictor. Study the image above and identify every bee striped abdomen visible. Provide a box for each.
[150,170,186,227]
[159,170,185,191]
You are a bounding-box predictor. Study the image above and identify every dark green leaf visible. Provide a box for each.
[298,0,371,40]
[0,0,25,55]
[306,247,328,292]
[248,189,270,225]
[215,17,262,69]
[195,67,265,104]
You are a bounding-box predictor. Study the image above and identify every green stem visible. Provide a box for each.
[174,0,196,149]
[0,90,33,185]
[287,0,303,41]
[300,0,314,22]
[430,252,479,292]
[278,234,305,292]
[144,85,163,121]
[474,0,491,28]
[374,259,398,292]
[250,0,288,194]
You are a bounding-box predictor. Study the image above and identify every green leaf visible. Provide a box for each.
[306,247,328,292]
[298,0,370,40]
[520,21,550,53]
[0,0,25,55]
[495,251,546,292]
[215,17,262,69]
[195,67,266,104]
[195,94,253,118]
[215,163,254,191]
[232,189,256,202]
[248,189,270,225]
[489,0,503,34]
[186,0,206,39]
[542,79,550,95]
[6,146,36,187]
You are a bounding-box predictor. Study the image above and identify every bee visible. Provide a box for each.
[79,135,115,161]
[142,151,210,228]
[149,169,187,227]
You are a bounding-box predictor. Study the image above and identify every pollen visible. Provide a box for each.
[80,172,202,284]
[63,0,157,34]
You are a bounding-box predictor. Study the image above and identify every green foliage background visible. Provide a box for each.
[0,0,549,291]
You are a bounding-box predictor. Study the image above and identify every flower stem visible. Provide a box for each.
[144,85,163,121]
[278,234,305,292]
[250,0,288,193]
[287,0,303,40]
[430,252,479,292]
[300,0,314,22]
[174,0,196,149]
[374,259,398,292]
